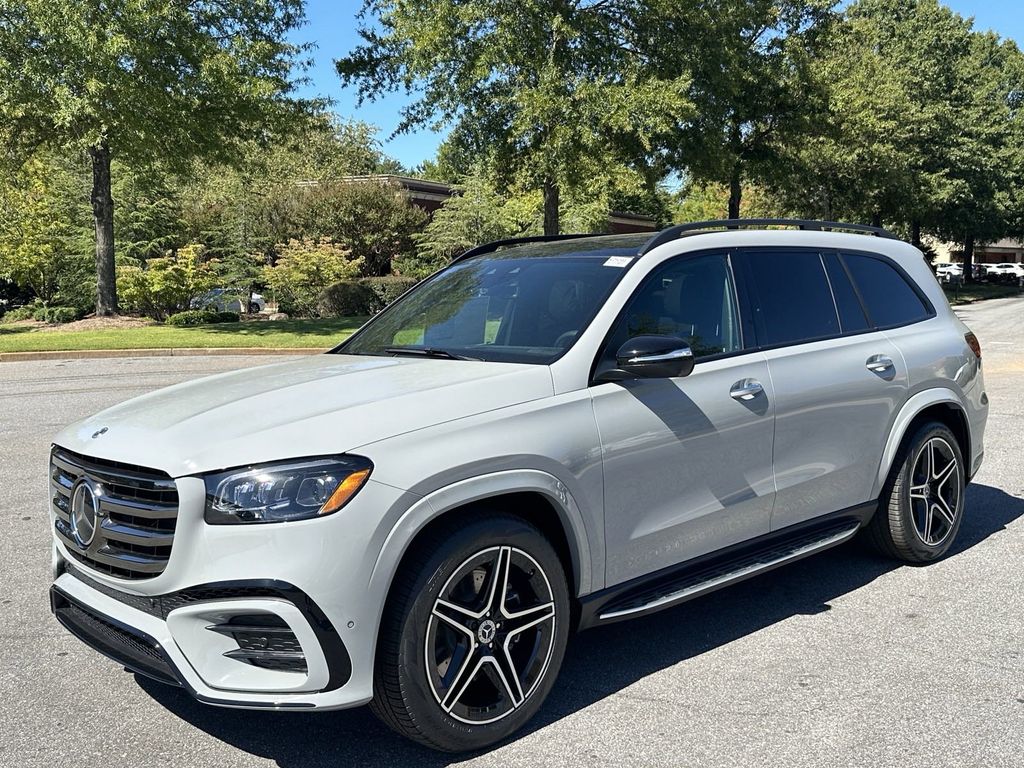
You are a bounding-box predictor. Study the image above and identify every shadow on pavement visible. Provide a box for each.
[136,482,1023,767]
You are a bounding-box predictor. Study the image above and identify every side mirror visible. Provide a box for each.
[614,335,695,379]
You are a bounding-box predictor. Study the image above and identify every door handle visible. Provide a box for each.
[866,354,894,373]
[730,379,764,400]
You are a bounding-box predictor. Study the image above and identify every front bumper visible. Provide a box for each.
[48,474,414,711]
[51,565,359,709]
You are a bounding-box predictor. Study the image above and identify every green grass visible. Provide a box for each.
[942,282,1022,305]
[0,317,367,353]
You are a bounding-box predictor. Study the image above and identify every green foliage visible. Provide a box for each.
[164,309,238,326]
[319,281,377,317]
[0,153,92,306]
[179,115,407,265]
[31,306,80,324]
[114,165,187,263]
[662,1,835,217]
[1,304,38,323]
[339,1,693,233]
[279,180,428,277]
[117,244,219,320]
[165,310,217,326]
[263,239,363,317]
[0,0,311,169]
[410,170,524,276]
[0,0,313,312]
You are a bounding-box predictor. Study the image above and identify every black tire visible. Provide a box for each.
[370,513,571,752]
[247,301,260,314]
[866,421,965,562]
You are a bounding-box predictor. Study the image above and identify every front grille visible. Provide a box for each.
[51,587,181,686]
[51,448,178,580]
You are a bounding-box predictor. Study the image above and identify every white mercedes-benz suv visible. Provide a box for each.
[49,219,987,752]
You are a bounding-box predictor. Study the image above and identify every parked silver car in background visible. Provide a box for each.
[48,219,987,752]
[191,287,266,314]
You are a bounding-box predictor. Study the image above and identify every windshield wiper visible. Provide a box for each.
[384,346,477,361]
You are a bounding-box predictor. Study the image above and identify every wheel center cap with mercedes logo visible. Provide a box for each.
[69,479,102,548]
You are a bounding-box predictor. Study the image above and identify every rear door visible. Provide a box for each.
[734,248,909,530]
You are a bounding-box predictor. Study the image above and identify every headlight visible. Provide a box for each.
[203,456,372,524]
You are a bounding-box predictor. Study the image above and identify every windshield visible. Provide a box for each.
[337,239,643,364]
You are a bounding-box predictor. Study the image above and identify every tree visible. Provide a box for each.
[931,30,1023,281]
[663,0,834,219]
[180,114,407,266]
[338,1,691,235]
[0,152,92,307]
[0,0,310,314]
[262,238,363,317]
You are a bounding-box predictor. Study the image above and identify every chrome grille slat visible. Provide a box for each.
[99,519,175,547]
[100,495,177,519]
[50,447,178,580]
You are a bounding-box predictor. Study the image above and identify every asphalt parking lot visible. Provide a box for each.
[1,298,1022,768]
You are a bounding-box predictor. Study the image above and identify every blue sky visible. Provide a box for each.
[290,1,1024,170]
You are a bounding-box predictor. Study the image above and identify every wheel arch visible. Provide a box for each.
[875,389,971,495]
[367,470,595,639]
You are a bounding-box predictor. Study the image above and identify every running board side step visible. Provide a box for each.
[581,514,868,627]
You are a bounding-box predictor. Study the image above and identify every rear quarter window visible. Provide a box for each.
[739,249,840,346]
[842,253,931,328]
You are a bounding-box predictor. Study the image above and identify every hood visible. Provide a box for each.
[53,354,554,477]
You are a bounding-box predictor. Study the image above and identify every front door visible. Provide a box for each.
[591,252,776,587]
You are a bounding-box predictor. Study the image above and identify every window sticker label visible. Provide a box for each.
[603,256,633,268]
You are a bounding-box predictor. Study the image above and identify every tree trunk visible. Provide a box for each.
[728,162,742,220]
[871,211,882,228]
[90,142,117,315]
[543,177,560,236]
[728,115,742,220]
[963,233,975,285]
[911,219,921,248]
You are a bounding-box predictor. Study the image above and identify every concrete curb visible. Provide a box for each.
[0,347,326,362]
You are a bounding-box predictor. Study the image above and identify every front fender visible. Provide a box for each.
[368,469,594,602]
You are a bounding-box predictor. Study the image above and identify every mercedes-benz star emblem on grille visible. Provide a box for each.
[69,480,102,548]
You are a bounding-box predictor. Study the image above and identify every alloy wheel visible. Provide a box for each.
[909,436,961,546]
[425,545,556,725]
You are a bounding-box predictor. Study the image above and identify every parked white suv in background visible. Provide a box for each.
[49,219,987,752]
[985,263,1024,279]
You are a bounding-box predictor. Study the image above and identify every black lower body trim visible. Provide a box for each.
[51,586,182,687]
[577,502,877,630]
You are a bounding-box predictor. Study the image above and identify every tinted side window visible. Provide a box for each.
[741,250,840,346]
[596,253,742,375]
[842,253,931,328]
[823,252,870,333]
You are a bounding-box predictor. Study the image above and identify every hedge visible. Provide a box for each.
[165,309,239,326]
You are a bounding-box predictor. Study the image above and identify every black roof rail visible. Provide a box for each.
[453,233,600,263]
[640,218,898,255]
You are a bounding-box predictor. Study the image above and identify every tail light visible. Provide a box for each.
[965,332,981,360]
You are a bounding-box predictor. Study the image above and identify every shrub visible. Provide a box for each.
[32,307,80,325]
[360,276,419,310]
[165,309,218,326]
[1,304,38,323]
[263,239,363,317]
[214,311,241,323]
[117,243,218,320]
[319,280,376,317]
